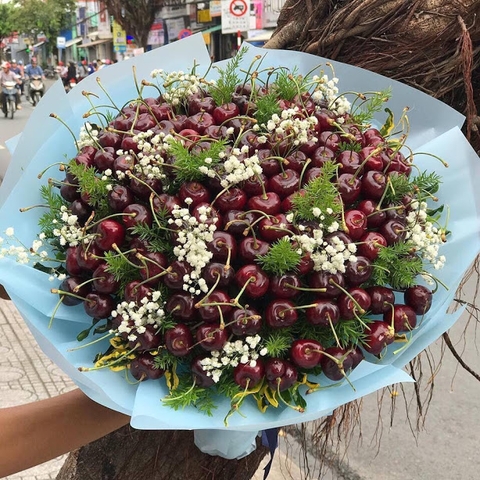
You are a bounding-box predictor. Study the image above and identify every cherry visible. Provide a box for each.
[208,231,237,263]
[238,237,270,263]
[164,323,194,356]
[344,209,367,240]
[361,170,387,200]
[235,265,270,299]
[84,292,115,319]
[122,203,153,229]
[404,285,433,315]
[366,286,395,314]
[233,360,265,389]
[378,219,406,245]
[357,199,386,228]
[130,353,165,380]
[213,102,239,124]
[138,251,168,287]
[336,150,362,175]
[265,299,298,328]
[247,192,282,216]
[223,210,258,237]
[191,356,215,388]
[65,246,83,276]
[60,182,80,202]
[345,256,373,286]
[363,321,395,355]
[129,325,162,351]
[58,276,91,306]
[311,146,335,167]
[265,358,298,392]
[384,304,417,333]
[357,231,387,260]
[95,219,125,251]
[229,307,262,336]
[178,181,211,207]
[108,185,134,212]
[76,244,104,272]
[320,346,354,381]
[93,147,116,172]
[337,173,362,205]
[124,281,153,305]
[198,290,233,323]
[269,274,301,299]
[163,261,192,290]
[165,293,196,322]
[290,339,323,369]
[305,299,340,327]
[268,169,300,199]
[338,287,371,320]
[258,213,293,243]
[202,262,234,288]
[92,263,120,294]
[309,271,346,298]
[196,324,228,351]
[184,112,215,134]
[215,187,247,212]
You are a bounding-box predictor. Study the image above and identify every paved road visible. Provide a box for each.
[1,91,479,480]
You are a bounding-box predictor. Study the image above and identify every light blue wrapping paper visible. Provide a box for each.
[0,35,479,459]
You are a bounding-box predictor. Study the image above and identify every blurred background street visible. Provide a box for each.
[1,82,480,480]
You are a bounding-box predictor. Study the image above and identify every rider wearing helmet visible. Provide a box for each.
[25,57,45,101]
[10,59,25,96]
[0,62,22,111]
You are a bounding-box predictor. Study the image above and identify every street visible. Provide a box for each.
[0,90,480,480]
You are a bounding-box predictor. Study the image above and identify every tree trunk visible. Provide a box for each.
[56,427,268,480]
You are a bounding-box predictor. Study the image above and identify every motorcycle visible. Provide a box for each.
[28,75,44,106]
[2,81,17,119]
[64,77,77,93]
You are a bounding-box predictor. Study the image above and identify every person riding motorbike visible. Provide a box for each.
[0,62,22,112]
[24,57,45,102]
[64,61,77,91]
[10,60,25,97]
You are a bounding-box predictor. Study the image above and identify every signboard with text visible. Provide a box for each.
[113,20,127,52]
[221,0,249,33]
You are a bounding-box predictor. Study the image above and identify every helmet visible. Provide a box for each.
[2,62,10,69]
[11,59,17,64]
[18,60,23,65]
[58,61,64,66]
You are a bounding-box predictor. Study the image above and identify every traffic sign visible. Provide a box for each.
[56,36,66,49]
[221,0,249,34]
[178,28,192,39]
[230,0,247,16]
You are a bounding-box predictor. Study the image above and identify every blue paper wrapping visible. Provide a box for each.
[0,36,479,459]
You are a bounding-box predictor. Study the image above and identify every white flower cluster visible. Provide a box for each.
[130,130,170,180]
[265,107,318,147]
[311,74,351,117]
[405,201,446,272]
[169,203,216,294]
[199,146,263,189]
[111,290,165,343]
[150,70,201,107]
[199,334,268,383]
[77,122,100,149]
[51,206,92,247]
[0,228,49,265]
[288,208,357,274]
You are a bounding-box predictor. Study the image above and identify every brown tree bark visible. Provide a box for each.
[56,427,268,480]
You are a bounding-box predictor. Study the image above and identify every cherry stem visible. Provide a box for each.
[50,113,80,152]
[95,77,122,114]
[328,279,366,315]
[37,162,68,180]
[68,331,115,351]
[78,344,139,372]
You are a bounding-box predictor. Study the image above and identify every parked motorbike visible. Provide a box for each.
[2,81,17,119]
[28,75,45,106]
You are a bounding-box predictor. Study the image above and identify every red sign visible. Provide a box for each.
[230,0,247,17]
[178,29,192,39]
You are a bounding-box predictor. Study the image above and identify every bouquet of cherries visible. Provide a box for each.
[38,49,447,419]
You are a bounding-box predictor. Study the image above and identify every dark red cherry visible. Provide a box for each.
[290,339,323,369]
[363,321,395,355]
[164,324,194,356]
[233,360,265,389]
[404,285,433,315]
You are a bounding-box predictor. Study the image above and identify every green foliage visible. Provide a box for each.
[162,374,217,416]
[370,242,424,289]
[351,88,392,126]
[263,328,294,357]
[290,161,342,222]
[37,184,68,239]
[271,67,308,101]
[12,0,76,54]
[208,46,249,106]
[167,137,227,184]
[256,238,301,275]
[254,92,281,126]
[0,3,18,54]
[102,250,139,292]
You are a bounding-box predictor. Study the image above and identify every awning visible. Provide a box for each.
[33,41,45,48]
[246,29,274,42]
[200,25,222,34]
[78,39,111,48]
[65,37,82,48]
